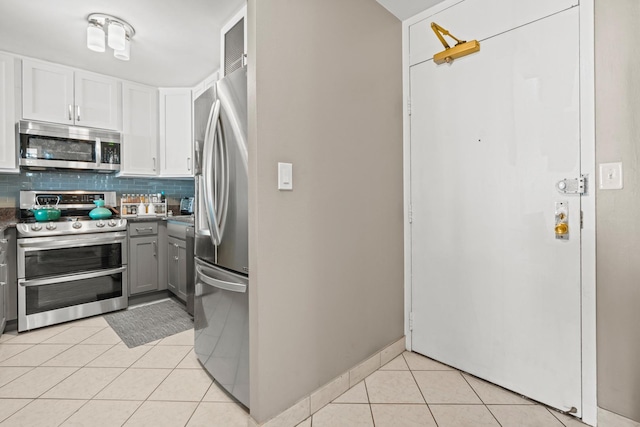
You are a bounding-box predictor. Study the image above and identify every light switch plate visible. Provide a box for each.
[599,162,623,190]
[278,162,293,191]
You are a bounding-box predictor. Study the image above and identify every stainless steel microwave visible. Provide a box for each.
[18,120,121,173]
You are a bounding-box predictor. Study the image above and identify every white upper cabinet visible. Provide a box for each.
[0,53,18,172]
[22,60,73,125]
[121,82,158,177]
[74,72,120,130]
[22,60,120,130]
[159,88,193,177]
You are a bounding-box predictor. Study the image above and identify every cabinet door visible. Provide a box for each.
[74,72,120,130]
[167,236,187,301]
[167,239,178,295]
[0,231,7,335]
[221,6,247,76]
[159,89,193,177]
[22,60,74,125]
[176,242,187,301]
[121,82,158,176]
[0,53,17,172]
[0,279,5,335]
[129,235,159,295]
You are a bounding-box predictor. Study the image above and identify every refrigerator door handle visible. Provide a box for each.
[214,121,229,240]
[194,175,211,238]
[196,265,247,293]
[202,99,223,245]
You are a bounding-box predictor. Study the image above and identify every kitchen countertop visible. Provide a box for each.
[0,208,18,232]
[166,216,194,225]
[124,215,194,224]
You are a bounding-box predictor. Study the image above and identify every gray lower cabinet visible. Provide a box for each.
[0,230,7,335]
[167,236,187,302]
[128,223,159,295]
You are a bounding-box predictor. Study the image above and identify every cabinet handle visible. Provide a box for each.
[76,105,81,121]
[153,241,157,257]
[68,104,73,120]
[153,157,156,171]
[135,227,154,233]
[187,157,192,171]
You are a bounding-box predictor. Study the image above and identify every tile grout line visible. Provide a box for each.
[547,407,573,427]
[402,352,440,427]
[0,366,36,391]
[459,370,503,427]
[0,397,36,423]
[0,342,36,363]
[51,318,144,425]
[1,323,224,426]
[27,321,126,426]
[120,336,195,427]
[184,368,216,427]
[361,372,376,426]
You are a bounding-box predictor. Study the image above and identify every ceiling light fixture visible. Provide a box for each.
[86,13,135,61]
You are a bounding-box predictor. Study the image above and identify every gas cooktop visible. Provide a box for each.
[17,190,126,237]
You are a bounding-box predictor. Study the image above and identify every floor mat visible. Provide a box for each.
[104,299,193,348]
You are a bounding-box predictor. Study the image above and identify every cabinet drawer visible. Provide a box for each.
[129,222,158,236]
[167,222,188,240]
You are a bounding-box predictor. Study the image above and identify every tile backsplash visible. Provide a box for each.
[0,170,194,207]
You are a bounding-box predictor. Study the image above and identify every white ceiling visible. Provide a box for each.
[376,0,446,20]
[0,0,245,87]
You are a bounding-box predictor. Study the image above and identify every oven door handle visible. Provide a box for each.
[19,266,127,287]
[18,235,126,250]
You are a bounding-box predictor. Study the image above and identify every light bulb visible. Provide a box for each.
[87,23,105,52]
[107,21,126,51]
[114,37,130,61]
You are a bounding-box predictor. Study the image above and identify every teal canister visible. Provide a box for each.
[89,199,112,219]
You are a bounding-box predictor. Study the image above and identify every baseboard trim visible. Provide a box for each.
[248,336,406,427]
[598,408,640,427]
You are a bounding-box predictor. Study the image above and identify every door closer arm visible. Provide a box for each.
[431,22,480,65]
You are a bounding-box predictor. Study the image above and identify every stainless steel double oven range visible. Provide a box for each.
[16,190,128,332]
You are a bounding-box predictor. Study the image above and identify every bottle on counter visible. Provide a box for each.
[137,198,146,215]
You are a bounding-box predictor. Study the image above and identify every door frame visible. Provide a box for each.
[401,1,597,425]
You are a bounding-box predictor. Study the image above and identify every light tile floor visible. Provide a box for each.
[0,314,589,427]
[300,352,589,427]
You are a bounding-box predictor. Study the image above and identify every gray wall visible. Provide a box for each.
[247,0,404,422]
[595,0,640,422]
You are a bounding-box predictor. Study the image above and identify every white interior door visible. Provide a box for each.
[410,8,582,414]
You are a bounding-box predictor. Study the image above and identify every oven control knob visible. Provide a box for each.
[72,221,83,229]
[108,220,117,227]
[31,224,42,231]
[96,220,106,228]
[46,222,57,230]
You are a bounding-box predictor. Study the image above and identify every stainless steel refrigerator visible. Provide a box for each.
[193,66,249,408]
